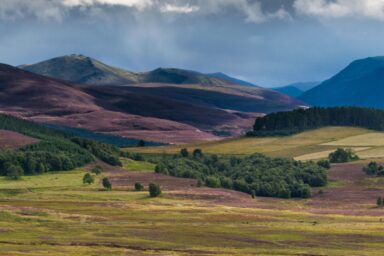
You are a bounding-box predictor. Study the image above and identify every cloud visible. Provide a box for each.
[0,0,290,23]
[294,0,384,21]
[160,3,199,14]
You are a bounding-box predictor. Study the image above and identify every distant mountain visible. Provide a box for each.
[273,82,320,98]
[291,82,320,92]
[273,86,304,98]
[20,54,140,86]
[300,57,384,108]
[207,72,256,87]
[21,55,242,86]
[14,55,305,143]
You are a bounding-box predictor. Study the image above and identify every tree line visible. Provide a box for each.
[250,107,384,136]
[151,149,328,199]
[0,114,121,179]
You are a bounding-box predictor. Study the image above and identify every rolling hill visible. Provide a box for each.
[300,57,384,108]
[12,55,306,143]
[21,54,247,87]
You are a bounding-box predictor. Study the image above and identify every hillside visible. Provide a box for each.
[21,55,243,87]
[20,54,140,86]
[12,56,306,143]
[207,72,257,86]
[300,57,384,108]
[125,126,384,160]
[0,64,218,143]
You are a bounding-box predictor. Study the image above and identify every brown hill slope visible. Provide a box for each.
[0,65,217,143]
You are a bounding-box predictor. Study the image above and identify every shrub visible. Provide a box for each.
[180,148,189,158]
[220,176,233,189]
[6,165,23,180]
[205,176,220,188]
[137,140,145,147]
[363,161,384,176]
[317,159,330,169]
[192,149,203,159]
[83,173,94,184]
[102,177,112,190]
[329,148,359,163]
[377,197,383,207]
[91,166,103,175]
[134,182,144,191]
[149,183,161,197]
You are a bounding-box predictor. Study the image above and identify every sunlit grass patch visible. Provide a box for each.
[120,158,155,172]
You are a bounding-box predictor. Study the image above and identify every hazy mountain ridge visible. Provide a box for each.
[300,57,384,108]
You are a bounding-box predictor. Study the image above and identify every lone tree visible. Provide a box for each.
[251,189,256,199]
[137,140,145,147]
[91,166,103,175]
[134,182,144,191]
[180,148,189,158]
[83,173,94,184]
[377,197,383,207]
[149,183,161,197]
[102,177,112,190]
[192,148,203,159]
[329,148,359,163]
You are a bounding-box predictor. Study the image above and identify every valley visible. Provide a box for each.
[1,158,384,255]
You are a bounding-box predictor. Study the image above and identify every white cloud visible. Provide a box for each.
[294,0,384,21]
[160,4,199,14]
[0,0,289,23]
[62,0,154,9]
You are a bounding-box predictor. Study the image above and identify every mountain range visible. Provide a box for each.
[300,57,384,108]
[273,82,320,98]
[0,54,305,144]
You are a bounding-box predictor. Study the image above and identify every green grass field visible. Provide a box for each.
[1,168,384,255]
[120,158,155,172]
[125,127,384,160]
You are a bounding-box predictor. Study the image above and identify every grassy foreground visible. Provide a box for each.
[1,168,384,255]
[125,127,384,160]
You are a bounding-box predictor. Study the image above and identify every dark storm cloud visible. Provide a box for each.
[1,0,384,86]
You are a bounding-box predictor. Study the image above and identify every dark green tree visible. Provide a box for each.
[135,182,144,191]
[180,148,189,158]
[91,166,103,175]
[83,173,94,184]
[192,149,203,159]
[149,183,161,197]
[102,177,112,190]
[377,197,383,207]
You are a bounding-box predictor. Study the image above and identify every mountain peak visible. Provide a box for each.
[300,56,384,109]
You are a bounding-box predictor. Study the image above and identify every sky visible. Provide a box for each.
[2,0,384,86]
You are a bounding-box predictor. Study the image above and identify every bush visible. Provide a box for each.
[317,159,330,169]
[83,173,94,184]
[205,176,220,188]
[180,148,189,158]
[363,161,384,176]
[377,197,383,207]
[6,165,23,180]
[137,140,145,147]
[149,183,161,197]
[329,148,359,163]
[91,166,103,175]
[193,149,203,159]
[102,177,112,190]
[134,182,144,191]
